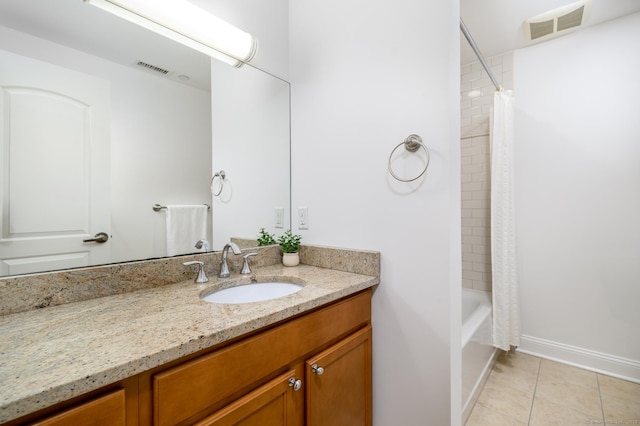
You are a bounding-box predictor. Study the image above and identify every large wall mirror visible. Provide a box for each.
[0,0,290,277]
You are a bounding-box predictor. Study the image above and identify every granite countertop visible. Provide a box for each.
[0,264,378,423]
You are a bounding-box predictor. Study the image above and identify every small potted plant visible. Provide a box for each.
[256,228,276,246]
[278,229,302,266]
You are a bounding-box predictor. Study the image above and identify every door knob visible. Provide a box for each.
[311,364,324,375]
[83,232,109,243]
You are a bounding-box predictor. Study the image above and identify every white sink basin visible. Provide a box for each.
[201,282,303,304]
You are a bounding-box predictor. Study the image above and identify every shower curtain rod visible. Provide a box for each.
[460,18,502,91]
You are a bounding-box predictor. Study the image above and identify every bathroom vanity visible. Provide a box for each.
[0,246,379,425]
[147,290,371,425]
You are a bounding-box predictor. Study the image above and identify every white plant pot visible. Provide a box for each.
[282,252,300,267]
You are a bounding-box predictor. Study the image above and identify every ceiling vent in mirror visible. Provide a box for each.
[524,0,591,41]
[136,60,170,75]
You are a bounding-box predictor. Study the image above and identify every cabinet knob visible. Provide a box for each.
[311,363,325,375]
[288,377,302,391]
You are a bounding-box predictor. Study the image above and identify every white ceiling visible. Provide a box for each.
[460,0,640,65]
[2,0,640,85]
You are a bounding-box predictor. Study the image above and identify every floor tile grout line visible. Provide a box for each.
[526,358,541,426]
[596,373,606,424]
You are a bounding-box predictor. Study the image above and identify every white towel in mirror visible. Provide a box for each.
[165,205,208,256]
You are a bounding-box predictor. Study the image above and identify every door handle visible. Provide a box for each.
[83,232,109,243]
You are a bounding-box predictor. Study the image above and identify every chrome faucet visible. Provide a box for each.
[218,242,242,278]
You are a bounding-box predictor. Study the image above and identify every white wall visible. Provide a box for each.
[200,0,290,250]
[514,12,640,380]
[210,62,291,249]
[0,25,212,263]
[108,64,211,261]
[290,0,461,424]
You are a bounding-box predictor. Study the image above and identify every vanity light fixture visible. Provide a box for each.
[84,0,257,67]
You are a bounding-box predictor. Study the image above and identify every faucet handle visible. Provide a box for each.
[240,252,259,275]
[183,261,209,283]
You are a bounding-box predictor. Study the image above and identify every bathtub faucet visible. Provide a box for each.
[195,238,210,252]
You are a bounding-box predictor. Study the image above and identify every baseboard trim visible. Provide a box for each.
[518,335,640,383]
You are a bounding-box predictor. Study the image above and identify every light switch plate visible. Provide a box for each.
[275,207,284,228]
[298,206,308,230]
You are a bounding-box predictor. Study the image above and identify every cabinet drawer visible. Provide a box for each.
[30,389,125,426]
[153,290,370,426]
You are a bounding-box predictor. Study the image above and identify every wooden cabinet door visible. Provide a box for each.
[194,369,304,426]
[305,327,372,426]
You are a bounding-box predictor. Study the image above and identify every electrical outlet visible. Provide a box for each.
[298,206,308,230]
[275,207,284,228]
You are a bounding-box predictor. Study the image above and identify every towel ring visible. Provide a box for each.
[210,170,225,196]
[388,134,430,182]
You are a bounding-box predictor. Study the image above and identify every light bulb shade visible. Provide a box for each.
[85,0,257,67]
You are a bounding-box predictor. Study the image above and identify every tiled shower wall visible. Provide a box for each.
[460,53,513,291]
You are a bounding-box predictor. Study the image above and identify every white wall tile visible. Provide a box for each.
[460,52,512,291]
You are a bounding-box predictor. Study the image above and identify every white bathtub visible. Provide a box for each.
[461,289,498,422]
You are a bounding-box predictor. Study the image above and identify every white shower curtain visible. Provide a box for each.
[490,90,520,352]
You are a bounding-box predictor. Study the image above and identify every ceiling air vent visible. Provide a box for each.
[524,0,591,41]
[529,20,555,40]
[557,6,585,32]
[136,60,170,75]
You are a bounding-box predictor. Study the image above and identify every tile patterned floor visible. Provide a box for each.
[465,351,640,426]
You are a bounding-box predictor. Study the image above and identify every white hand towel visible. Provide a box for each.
[165,205,208,256]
